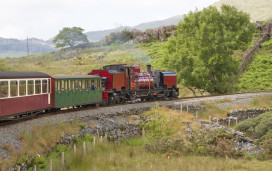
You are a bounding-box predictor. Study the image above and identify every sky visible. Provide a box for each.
[0,0,219,40]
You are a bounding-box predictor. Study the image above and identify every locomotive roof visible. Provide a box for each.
[0,71,51,79]
[52,75,100,79]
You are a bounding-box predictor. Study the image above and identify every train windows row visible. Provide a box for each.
[55,79,101,92]
[0,79,51,99]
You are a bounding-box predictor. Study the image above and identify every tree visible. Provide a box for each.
[103,29,132,45]
[154,5,255,94]
[53,27,89,48]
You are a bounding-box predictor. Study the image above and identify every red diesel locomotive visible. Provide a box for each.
[89,64,179,104]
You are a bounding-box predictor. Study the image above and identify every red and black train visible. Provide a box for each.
[0,64,178,120]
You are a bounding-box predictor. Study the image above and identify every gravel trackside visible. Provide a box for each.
[0,91,271,158]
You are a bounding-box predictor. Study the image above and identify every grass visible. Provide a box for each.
[40,140,272,171]
[2,105,272,170]
[251,95,272,108]
[236,50,272,92]
[0,121,79,170]
[198,102,229,120]
[4,44,149,75]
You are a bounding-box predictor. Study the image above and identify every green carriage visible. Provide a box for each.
[52,75,102,108]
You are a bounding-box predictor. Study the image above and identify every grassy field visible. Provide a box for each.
[4,43,149,76]
[31,140,272,171]
[1,96,272,170]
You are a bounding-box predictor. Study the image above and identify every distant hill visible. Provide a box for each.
[133,15,183,31]
[85,15,184,42]
[213,0,272,22]
[86,26,133,42]
[0,37,56,58]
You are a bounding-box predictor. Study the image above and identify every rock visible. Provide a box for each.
[261,22,272,36]
[131,25,177,43]
[92,55,105,61]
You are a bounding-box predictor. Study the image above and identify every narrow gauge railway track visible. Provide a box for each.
[0,91,271,127]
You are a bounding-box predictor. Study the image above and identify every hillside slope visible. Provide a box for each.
[85,15,183,42]
[236,39,272,91]
[213,0,272,21]
[0,37,56,58]
[133,15,183,31]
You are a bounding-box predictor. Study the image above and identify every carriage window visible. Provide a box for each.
[94,80,97,89]
[72,80,75,90]
[61,80,65,91]
[42,80,47,93]
[10,81,18,97]
[75,80,78,90]
[68,80,71,90]
[0,81,8,98]
[48,79,51,93]
[55,81,57,91]
[88,80,92,89]
[79,80,82,90]
[57,81,61,91]
[35,80,41,94]
[96,80,99,88]
[65,80,68,91]
[28,80,34,95]
[19,80,26,96]
[82,80,86,89]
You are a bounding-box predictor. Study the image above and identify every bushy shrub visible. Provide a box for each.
[261,38,272,49]
[144,138,191,155]
[235,112,272,138]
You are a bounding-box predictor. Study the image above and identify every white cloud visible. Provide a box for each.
[0,0,218,40]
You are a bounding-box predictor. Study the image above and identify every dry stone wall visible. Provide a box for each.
[212,108,272,126]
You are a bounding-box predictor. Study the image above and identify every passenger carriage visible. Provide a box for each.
[0,72,51,120]
[51,75,102,108]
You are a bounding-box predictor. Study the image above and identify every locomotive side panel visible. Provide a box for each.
[162,72,177,89]
[112,73,125,91]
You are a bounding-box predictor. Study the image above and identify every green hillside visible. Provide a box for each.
[213,0,272,21]
[236,39,272,91]
[0,37,56,58]
[4,44,149,75]
[85,15,183,42]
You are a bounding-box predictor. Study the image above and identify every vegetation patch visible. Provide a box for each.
[141,107,244,159]
[236,52,272,92]
[0,121,79,170]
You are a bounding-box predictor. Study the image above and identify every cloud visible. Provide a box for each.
[0,0,218,40]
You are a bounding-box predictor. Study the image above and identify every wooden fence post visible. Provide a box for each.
[142,127,145,145]
[49,158,52,171]
[97,129,99,136]
[83,141,86,156]
[105,133,108,142]
[228,118,231,127]
[93,137,96,147]
[180,103,183,113]
[187,103,189,113]
[16,166,20,171]
[62,152,65,166]
[33,165,37,171]
[74,144,76,155]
